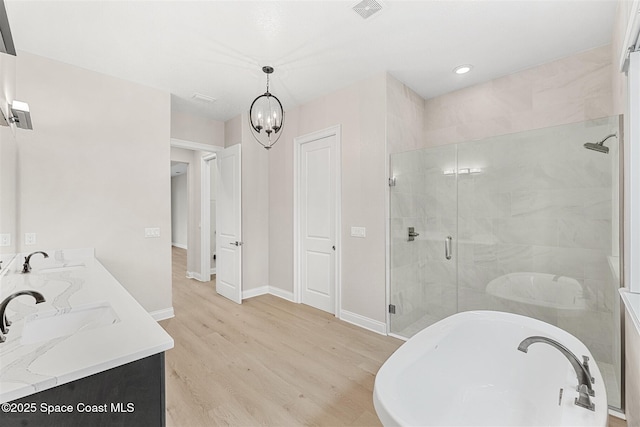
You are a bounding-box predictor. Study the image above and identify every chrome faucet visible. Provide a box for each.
[518,335,595,411]
[22,251,49,273]
[0,290,46,343]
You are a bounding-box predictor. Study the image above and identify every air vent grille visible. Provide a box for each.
[352,0,382,20]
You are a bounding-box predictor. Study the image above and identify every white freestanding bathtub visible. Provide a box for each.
[374,311,607,426]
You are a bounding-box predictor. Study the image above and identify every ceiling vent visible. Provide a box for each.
[352,0,382,20]
[192,93,216,103]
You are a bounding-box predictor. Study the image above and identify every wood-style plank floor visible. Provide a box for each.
[161,247,627,427]
[160,247,402,426]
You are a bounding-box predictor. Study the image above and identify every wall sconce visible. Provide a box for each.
[8,100,33,130]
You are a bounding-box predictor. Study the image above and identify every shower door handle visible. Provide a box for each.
[445,236,453,260]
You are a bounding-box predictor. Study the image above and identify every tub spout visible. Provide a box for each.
[518,335,595,411]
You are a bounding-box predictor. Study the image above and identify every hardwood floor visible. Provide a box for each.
[161,247,402,426]
[161,247,627,427]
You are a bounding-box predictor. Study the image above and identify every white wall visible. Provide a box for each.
[171,172,188,248]
[267,73,388,325]
[0,51,17,257]
[171,110,225,147]
[15,52,172,313]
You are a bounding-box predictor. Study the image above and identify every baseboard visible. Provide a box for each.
[210,268,216,275]
[171,243,187,250]
[268,286,294,302]
[150,307,175,321]
[243,286,269,299]
[242,286,294,302]
[339,309,387,335]
[186,271,206,281]
[239,288,384,336]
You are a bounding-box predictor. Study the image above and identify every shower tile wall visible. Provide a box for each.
[456,117,619,367]
[390,116,621,406]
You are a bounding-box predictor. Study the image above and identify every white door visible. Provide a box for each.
[300,134,338,314]
[216,144,242,304]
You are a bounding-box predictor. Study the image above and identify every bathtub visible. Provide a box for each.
[486,272,587,311]
[373,311,607,426]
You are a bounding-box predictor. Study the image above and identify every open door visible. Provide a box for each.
[215,144,242,304]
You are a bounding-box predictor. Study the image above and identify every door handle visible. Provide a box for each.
[408,227,420,242]
[445,236,452,260]
[230,241,243,246]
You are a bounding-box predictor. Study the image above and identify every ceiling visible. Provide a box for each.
[5,0,618,122]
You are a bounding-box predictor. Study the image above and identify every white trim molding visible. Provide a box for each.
[186,271,203,281]
[339,310,387,336]
[172,243,187,250]
[170,137,222,153]
[293,124,342,315]
[242,286,295,302]
[241,287,385,335]
[243,286,269,299]
[201,152,217,282]
[150,307,175,322]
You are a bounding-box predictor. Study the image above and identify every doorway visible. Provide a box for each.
[294,125,342,315]
[170,161,188,250]
[170,139,243,304]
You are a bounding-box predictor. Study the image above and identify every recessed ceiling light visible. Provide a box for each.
[453,64,473,75]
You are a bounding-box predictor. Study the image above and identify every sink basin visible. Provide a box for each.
[20,302,119,345]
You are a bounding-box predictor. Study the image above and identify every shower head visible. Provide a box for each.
[583,133,616,154]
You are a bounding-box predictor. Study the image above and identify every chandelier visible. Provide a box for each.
[249,66,285,150]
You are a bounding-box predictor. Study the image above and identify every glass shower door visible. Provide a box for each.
[389,145,458,337]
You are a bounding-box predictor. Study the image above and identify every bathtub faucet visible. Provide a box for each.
[518,336,595,411]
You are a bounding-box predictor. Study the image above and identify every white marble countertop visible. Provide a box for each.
[0,248,174,403]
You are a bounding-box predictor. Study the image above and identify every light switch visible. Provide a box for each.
[25,233,36,245]
[145,227,161,238]
[351,226,366,238]
[0,234,10,247]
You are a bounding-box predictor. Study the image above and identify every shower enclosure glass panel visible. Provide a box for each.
[389,145,457,336]
[389,116,622,409]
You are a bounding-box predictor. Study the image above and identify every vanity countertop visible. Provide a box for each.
[0,248,174,403]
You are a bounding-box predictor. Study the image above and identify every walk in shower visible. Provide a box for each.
[389,116,623,408]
